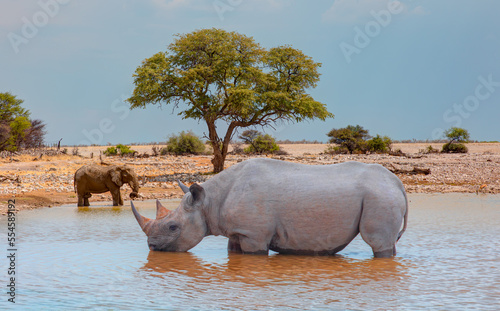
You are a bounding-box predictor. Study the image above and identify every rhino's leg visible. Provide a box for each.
[238,236,269,255]
[373,248,396,258]
[359,194,404,258]
[228,236,243,253]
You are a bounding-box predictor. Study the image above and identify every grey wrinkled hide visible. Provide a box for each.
[131,159,408,258]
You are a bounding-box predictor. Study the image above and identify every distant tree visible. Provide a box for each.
[127,28,333,172]
[7,116,31,151]
[22,119,47,149]
[0,92,46,151]
[239,130,261,152]
[326,125,370,154]
[444,127,470,143]
[0,92,29,121]
[0,123,10,150]
[442,127,469,153]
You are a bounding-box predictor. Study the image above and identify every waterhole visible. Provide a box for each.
[1,193,499,310]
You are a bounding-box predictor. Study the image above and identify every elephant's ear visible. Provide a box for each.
[111,168,123,187]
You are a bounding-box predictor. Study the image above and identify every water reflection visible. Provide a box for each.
[144,251,410,287]
[77,206,124,214]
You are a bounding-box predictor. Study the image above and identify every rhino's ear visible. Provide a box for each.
[184,183,205,211]
[156,199,169,219]
[177,180,190,194]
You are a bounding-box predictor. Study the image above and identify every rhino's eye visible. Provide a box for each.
[169,225,179,232]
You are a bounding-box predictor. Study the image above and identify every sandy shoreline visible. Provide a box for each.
[1,143,499,214]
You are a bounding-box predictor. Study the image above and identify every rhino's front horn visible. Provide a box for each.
[131,201,153,235]
[177,180,190,194]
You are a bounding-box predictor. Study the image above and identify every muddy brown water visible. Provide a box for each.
[1,194,499,310]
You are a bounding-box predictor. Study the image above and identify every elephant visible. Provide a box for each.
[131,158,408,258]
[74,165,140,206]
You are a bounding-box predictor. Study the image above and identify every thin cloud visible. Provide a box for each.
[150,0,212,13]
[321,0,422,24]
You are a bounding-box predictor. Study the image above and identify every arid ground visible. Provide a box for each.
[1,143,499,214]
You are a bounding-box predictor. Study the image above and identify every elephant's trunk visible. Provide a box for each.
[128,178,140,199]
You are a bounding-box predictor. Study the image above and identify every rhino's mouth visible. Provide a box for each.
[148,243,178,252]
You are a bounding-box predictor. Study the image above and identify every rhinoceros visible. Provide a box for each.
[131,158,408,258]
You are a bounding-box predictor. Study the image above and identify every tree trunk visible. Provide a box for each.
[211,151,225,173]
[206,119,238,173]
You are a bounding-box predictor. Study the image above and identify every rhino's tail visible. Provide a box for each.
[397,190,408,242]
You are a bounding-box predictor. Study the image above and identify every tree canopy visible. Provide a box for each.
[0,92,46,151]
[444,127,470,143]
[128,28,333,172]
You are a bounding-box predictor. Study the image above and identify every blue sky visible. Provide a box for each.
[1,0,499,145]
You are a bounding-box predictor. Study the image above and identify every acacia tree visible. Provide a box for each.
[442,127,470,153]
[444,127,470,143]
[128,28,333,172]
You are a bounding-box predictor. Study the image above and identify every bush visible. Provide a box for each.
[326,125,370,154]
[324,145,350,155]
[366,135,392,153]
[104,146,117,155]
[104,144,136,156]
[325,125,394,155]
[442,142,468,153]
[165,131,206,155]
[421,145,439,154]
[242,132,280,154]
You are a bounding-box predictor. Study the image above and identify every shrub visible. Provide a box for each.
[166,131,206,155]
[422,145,439,154]
[326,125,370,154]
[104,144,136,156]
[366,135,392,153]
[325,125,393,155]
[240,131,280,154]
[442,142,468,153]
[324,145,350,155]
[230,143,244,154]
[104,146,117,155]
